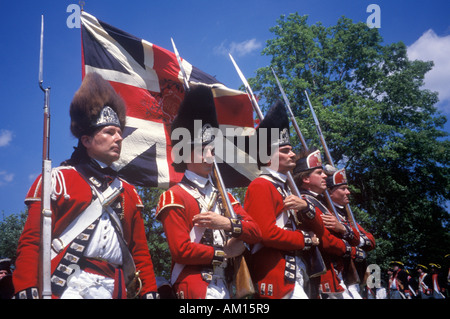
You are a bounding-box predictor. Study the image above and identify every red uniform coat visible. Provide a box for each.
[300,191,361,297]
[156,183,261,299]
[13,165,158,298]
[243,176,324,299]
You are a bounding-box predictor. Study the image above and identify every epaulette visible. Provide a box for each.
[227,192,240,206]
[155,189,185,219]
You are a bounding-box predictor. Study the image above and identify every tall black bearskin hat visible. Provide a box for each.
[170,84,219,172]
[256,100,291,168]
[69,72,126,138]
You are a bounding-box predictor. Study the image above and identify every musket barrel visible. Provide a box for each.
[304,90,359,230]
[39,15,52,299]
[41,160,52,299]
[271,68,308,150]
[212,161,237,219]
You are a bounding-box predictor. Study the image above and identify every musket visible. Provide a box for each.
[171,40,254,298]
[211,161,255,298]
[304,90,359,231]
[304,90,360,285]
[230,55,326,278]
[39,15,52,299]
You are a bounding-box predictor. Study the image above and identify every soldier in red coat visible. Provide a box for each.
[429,263,446,299]
[388,261,409,299]
[325,166,376,298]
[13,73,158,299]
[243,101,322,299]
[293,150,360,299]
[155,85,261,299]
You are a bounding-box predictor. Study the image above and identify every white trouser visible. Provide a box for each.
[287,257,309,299]
[205,266,230,299]
[60,270,115,299]
[342,283,363,299]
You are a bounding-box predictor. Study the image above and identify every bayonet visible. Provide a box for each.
[229,54,263,120]
[271,68,308,150]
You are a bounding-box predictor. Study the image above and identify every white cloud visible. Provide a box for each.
[0,129,13,147]
[0,171,14,186]
[407,29,450,114]
[214,38,262,57]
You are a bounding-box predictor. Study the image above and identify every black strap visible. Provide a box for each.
[51,217,101,297]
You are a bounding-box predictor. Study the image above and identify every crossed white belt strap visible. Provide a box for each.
[50,178,123,260]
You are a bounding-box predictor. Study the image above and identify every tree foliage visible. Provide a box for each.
[137,187,172,278]
[249,13,450,269]
[0,211,27,262]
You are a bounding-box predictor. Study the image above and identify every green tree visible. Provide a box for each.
[0,211,27,262]
[249,13,450,269]
[137,187,171,278]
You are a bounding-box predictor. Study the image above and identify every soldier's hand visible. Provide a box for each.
[321,214,346,234]
[311,234,320,246]
[283,195,308,212]
[224,238,246,258]
[192,212,232,231]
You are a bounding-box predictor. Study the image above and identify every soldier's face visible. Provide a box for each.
[303,168,327,194]
[82,125,123,166]
[269,145,296,174]
[330,185,350,206]
[187,145,215,178]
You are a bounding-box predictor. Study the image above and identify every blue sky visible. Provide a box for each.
[1,0,449,219]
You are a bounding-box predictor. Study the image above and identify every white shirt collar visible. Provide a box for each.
[261,166,287,184]
[184,170,213,189]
